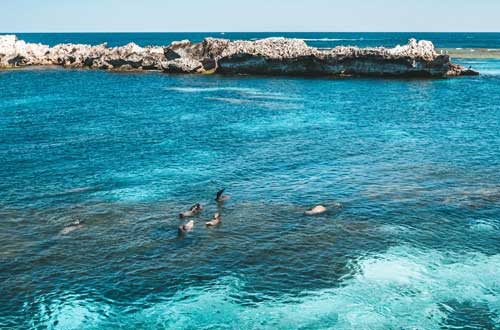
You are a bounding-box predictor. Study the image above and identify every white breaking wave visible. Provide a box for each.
[32,246,500,330]
[469,219,499,232]
[142,247,500,329]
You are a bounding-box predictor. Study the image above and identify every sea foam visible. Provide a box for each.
[30,246,500,330]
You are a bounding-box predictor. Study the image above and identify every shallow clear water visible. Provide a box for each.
[1,34,500,329]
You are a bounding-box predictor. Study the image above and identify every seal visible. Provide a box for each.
[206,213,222,227]
[60,219,85,235]
[179,204,203,219]
[304,205,328,216]
[178,220,194,236]
[215,189,231,203]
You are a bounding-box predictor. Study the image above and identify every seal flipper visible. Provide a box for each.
[216,189,225,201]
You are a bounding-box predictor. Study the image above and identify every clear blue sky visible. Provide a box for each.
[1,0,499,32]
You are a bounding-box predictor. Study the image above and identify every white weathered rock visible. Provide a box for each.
[162,57,203,73]
[0,35,51,66]
[0,35,478,77]
[212,37,315,59]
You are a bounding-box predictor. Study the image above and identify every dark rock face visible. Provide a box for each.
[201,37,475,77]
[447,63,480,76]
[0,35,478,77]
[216,54,446,77]
[201,58,217,71]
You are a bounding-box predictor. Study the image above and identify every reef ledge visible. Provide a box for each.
[0,35,479,77]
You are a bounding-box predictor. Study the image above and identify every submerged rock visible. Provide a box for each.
[0,35,478,77]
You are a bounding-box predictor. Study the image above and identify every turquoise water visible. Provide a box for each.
[1,34,500,329]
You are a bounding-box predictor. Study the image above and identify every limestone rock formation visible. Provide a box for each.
[0,35,478,77]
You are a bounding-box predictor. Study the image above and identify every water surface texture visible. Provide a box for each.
[6,32,500,49]
[1,33,500,329]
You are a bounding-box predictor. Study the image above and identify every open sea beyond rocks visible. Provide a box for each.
[1,33,500,329]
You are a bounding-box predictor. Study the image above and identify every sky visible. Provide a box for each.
[1,0,499,32]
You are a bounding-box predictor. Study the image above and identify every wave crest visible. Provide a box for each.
[27,246,500,329]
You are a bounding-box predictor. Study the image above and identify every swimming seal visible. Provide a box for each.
[178,220,194,236]
[60,219,85,235]
[206,213,222,227]
[179,204,203,219]
[215,189,231,203]
[304,205,328,216]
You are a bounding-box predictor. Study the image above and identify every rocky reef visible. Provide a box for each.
[0,35,478,77]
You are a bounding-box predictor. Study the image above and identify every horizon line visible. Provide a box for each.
[2,31,500,34]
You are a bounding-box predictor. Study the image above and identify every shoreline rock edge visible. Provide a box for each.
[0,35,479,77]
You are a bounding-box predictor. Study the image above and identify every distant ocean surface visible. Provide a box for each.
[1,33,500,329]
[7,32,500,49]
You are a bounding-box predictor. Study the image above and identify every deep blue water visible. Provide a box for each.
[5,32,500,49]
[1,34,500,329]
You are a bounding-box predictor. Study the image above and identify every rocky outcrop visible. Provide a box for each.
[198,37,478,77]
[0,35,166,70]
[0,35,478,77]
[446,63,480,76]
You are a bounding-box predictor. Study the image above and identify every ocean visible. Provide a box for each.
[1,33,500,329]
[8,32,500,49]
